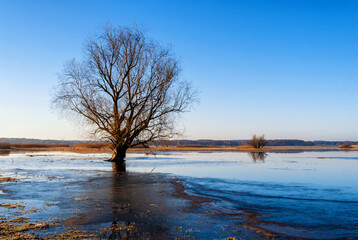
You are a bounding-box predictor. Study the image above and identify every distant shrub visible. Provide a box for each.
[178,144,211,148]
[0,142,11,149]
[338,142,352,149]
[249,135,266,149]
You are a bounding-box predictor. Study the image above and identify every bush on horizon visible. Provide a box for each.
[249,135,266,149]
[338,142,352,149]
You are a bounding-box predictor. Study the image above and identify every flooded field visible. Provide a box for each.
[1,151,358,239]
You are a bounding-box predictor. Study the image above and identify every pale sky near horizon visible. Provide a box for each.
[0,0,357,141]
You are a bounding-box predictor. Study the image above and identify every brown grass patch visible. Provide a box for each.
[0,219,52,239]
[71,143,110,149]
[74,197,90,201]
[0,142,11,149]
[237,145,255,150]
[0,177,17,183]
[338,143,352,149]
[177,144,213,148]
[11,144,70,149]
[0,203,24,209]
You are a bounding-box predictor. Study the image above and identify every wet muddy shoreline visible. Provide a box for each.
[1,168,267,239]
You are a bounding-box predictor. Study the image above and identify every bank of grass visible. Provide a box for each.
[0,143,71,153]
[0,216,137,239]
[0,143,11,155]
[2,143,358,154]
[67,143,111,153]
[0,142,11,149]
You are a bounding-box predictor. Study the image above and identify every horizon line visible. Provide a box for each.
[1,137,358,142]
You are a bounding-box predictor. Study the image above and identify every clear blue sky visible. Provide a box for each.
[0,0,357,141]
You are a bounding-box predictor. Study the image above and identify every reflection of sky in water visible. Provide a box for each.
[1,151,358,237]
[1,151,358,193]
[128,151,358,192]
[126,151,358,237]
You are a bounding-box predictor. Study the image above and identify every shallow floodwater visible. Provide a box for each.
[1,151,358,239]
[132,151,358,238]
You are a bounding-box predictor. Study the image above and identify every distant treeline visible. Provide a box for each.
[0,138,97,145]
[0,138,357,147]
[159,139,358,147]
[11,144,70,148]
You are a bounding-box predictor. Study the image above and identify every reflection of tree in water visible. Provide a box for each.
[112,161,126,174]
[106,172,171,239]
[70,172,173,239]
[248,152,268,162]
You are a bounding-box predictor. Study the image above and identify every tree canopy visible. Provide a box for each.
[53,25,196,164]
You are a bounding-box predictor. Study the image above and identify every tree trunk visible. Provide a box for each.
[112,161,126,174]
[110,147,127,173]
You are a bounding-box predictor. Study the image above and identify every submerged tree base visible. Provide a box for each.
[112,161,126,173]
[108,149,127,173]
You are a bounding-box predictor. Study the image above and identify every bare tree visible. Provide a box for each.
[249,135,266,149]
[53,25,196,170]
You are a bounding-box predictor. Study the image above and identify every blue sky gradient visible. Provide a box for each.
[0,0,357,140]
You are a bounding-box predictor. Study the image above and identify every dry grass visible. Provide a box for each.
[71,143,110,149]
[237,145,255,150]
[11,144,70,149]
[0,214,137,239]
[4,143,358,155]
[0,142,10,149]
[0,150,10,156]
[74,197,90,201]
[67,143,111,153]
[338,143,352,149]
[0,217,54,239]
[0,177,17,183]
[177,144,214,148]
[0,203,24,209]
